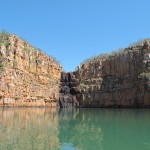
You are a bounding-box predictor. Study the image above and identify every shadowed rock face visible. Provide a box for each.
[63,41,150,108]
[59,72,79,108]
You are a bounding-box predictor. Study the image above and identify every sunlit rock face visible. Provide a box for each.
[1,32,150,108]
[0,33,62,107]
[66,40,150,108]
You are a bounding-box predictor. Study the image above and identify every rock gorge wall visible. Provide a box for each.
[1,32,150,108]
[0,33,62,107]
[62,40,150,108]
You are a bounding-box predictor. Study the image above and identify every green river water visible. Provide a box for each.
[0,107,150,150]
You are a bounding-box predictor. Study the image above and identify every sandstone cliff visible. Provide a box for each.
[1,31,150,108]
[61,40,150,108]
[0,32,62,107]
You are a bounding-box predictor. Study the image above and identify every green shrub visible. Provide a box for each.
[143,49,150,53]
[78,83,87,91]
[0,56,6,71]
[50,56,60,65]
[5,41,10,48]
[138,72,150,80]
[13,59,17,68]
[13,96,20,100]
[33,72,37,76]
[23,47,31,52]
[49,73,53,79]
[0,29,10,48]
[129,38,150,47]
[0,29,9,36]
[0,61,5,69]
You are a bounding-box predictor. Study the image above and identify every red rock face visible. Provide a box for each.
[1,33,150,108]
[68,41,150,108]
[0,34,62,107]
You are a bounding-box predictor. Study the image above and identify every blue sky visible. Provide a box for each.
[1,0,150,71]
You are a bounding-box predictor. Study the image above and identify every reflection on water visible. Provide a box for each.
[0,108,150,150]
[0,108,60,150]
[59,108,103,150]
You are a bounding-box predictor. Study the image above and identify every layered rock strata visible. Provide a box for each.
[64,40,150,108]
[0,33,62,107]
[1,32,150,108]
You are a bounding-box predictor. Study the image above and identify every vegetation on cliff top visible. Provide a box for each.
[0,29,61,66]
[0,29,10,48]
[79,38,150,67]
